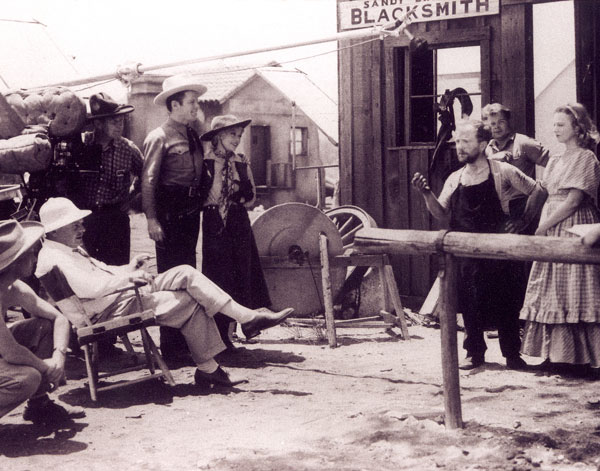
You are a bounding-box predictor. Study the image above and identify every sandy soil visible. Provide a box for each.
[2,215,600,470]
[1,323,600,471]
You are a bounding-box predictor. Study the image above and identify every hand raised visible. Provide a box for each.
[411,172,431,193]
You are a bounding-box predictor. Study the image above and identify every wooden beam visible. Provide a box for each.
[354,228,600,265]
[320,234,338,348]
[439,254,462,429]
[500,3,534,136]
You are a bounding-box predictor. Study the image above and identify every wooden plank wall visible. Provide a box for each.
[575,0,600,127]
[337,1,550,303]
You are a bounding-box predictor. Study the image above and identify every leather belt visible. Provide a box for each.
[160,184,198,198]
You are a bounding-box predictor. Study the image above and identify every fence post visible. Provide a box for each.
[319,233,338,348]
[439,253,463,429]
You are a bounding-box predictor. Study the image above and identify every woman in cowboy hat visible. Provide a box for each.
[199,115,272,350]
[0,219,83,425]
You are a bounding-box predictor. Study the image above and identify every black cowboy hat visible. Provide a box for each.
[87,92,134,120]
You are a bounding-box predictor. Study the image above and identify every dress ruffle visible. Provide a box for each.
[521,321,600,367]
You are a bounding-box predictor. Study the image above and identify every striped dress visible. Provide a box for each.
[520,147,600,366]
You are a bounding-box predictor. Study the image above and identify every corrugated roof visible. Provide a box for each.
[0,18,80,92]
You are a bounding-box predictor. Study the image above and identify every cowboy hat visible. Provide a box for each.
[39,197,91,233]
[154,74,208,106]
[0,220,45,272]
[87,93,134,120]
[200,115,252,142]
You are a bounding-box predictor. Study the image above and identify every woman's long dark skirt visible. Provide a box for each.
[202,204,271,345]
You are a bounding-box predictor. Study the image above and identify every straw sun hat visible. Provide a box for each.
[39,197,91,234]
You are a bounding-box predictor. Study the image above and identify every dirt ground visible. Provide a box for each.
[2,215,600,470]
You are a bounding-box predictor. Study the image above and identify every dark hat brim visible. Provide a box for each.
[86,104,135,121]
[200,119,252,142]
[0,222,45,272]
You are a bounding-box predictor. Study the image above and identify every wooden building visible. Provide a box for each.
[337,0,600,306]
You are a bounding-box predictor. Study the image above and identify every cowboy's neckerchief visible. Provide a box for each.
[218,151,236,223]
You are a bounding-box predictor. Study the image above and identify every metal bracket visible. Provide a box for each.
[435,229,450,278]
[116,62,143,86]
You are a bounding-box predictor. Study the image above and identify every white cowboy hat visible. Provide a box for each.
[0,220,45,272]
[154,74,208,106]
[39,197,91,233]
[200,115,252,142]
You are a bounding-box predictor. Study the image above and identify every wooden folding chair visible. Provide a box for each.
[39,266,175,401]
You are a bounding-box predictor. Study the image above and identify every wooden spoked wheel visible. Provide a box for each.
[325,205,377,251]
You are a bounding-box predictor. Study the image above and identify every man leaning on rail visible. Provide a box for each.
[411,119,547,371]
[34,197,294,388]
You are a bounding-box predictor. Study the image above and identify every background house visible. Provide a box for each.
[128,65,339,209]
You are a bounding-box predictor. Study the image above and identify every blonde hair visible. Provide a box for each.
[555,103,600,150]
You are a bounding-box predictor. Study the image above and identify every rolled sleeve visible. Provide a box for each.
[519,135,549,167]
[503,163,537,195]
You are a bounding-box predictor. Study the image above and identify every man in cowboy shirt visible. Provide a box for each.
[35,197,293,387]
[0,219,84,426]
[70,93,143,358]
[73,92,143,266]
[482,102,549,232]
[142,74,208,361]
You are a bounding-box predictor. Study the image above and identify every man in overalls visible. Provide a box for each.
[412,119,546,370]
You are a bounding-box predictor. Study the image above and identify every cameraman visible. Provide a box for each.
[70,93,143,359]
[72,93,143,266]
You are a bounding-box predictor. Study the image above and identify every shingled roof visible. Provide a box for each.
[170,65,339,144]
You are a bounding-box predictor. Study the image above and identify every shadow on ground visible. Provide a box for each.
[0,422,88,457]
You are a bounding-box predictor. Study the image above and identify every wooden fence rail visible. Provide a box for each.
[353,228,600,429]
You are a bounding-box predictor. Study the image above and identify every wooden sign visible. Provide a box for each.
[338,0,500,31]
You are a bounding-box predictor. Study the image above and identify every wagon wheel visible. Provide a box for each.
[325,205,377,252]
[324,206,378,318]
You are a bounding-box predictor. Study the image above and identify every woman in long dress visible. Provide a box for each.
[520,103,600,372]
[199,115,271,350]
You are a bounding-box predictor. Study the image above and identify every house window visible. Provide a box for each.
[395,45,482,145]
[290,127,308,156]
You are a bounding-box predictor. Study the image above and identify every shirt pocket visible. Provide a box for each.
[165,144,194,171]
